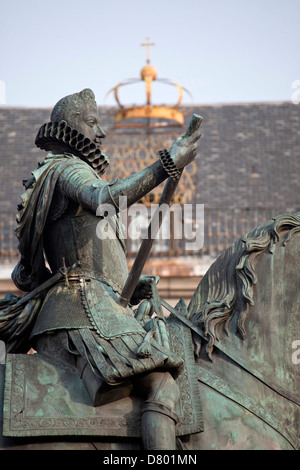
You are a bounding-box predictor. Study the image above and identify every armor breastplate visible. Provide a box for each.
[31,194,134,338]
[43,205,128,294]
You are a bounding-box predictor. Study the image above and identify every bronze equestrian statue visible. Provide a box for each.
[0,89,298,450]
[0,88,201,450]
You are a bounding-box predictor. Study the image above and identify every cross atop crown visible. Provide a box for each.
[141,37,155,64]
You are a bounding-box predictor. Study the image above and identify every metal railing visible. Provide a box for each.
[0,211,18,259]
[125,206,295,258]
[1,207,295,264]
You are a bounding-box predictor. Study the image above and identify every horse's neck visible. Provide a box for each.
[207,234,300,405]
[189,219,300,405]
[237,237,300,404]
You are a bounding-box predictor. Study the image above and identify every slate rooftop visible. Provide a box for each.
[0,101,299,262]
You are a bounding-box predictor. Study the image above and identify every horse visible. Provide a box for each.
[0,213,299,450]
[183,212,300,450]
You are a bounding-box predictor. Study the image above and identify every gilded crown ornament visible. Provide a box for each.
[105,38,193,128]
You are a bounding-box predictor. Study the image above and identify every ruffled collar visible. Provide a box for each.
[35,120,109,176]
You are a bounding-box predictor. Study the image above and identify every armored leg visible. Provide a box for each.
[136,371,180,450]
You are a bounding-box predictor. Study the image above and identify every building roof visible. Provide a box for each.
[0,101,299,260]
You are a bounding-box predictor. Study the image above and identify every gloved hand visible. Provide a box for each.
[130,275,156,306]
[169,114,202,170]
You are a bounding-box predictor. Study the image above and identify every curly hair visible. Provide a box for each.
[50,88,96,123]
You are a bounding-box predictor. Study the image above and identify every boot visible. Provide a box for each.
[141,407,178,450]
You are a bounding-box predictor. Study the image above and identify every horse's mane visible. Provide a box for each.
[188,213,300,360]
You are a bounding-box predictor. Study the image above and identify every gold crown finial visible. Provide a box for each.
[140,38,157,104]
[141,37,155,64]
[105,39,193,128]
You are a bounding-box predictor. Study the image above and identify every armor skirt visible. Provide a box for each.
[34,327,183,386]
[68,327,183,385]
[31,278,183,386]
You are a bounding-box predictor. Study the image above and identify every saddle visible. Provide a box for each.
[1,302,203,439]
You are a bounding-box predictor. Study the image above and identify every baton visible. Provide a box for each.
[118,114,202,308]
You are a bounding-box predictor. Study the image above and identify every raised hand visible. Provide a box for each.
[169,114,202,169]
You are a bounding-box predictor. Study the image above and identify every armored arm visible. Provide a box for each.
[100,159,169,210]
[57,115,201,213]
[56,158,169,213]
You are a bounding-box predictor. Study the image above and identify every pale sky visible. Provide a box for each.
[0,0,299,107]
